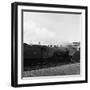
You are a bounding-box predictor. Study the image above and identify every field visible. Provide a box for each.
[23,63,80,77]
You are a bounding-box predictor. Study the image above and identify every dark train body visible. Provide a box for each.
[24,43,75,67]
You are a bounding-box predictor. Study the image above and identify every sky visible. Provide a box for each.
[23,11,81,45]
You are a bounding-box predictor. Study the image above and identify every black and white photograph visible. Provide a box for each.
[23,10,81,77]
[11,2,88,87]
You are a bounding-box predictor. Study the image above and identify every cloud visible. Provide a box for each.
[24,20,56,45]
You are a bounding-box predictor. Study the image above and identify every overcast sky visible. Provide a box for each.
[23,11,81,45]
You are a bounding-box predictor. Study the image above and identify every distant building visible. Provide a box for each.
[73,42,80,46]
[72,42,80,51]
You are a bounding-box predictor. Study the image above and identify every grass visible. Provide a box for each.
[23,63,80,77]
